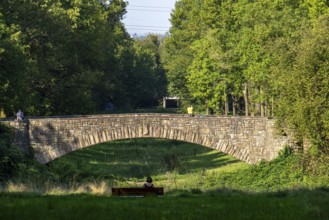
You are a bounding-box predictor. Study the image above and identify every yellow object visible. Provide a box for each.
[0,108,6,118]
[187,106,193,114]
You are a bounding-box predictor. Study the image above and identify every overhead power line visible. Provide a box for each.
[126,25,170,28]
[126,28,168,32]
[129,5,172,9]
[128,9,171,12]
[126,27,169,30]
[124,2,175,34]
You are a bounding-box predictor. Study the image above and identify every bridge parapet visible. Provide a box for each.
[1,114,293,164]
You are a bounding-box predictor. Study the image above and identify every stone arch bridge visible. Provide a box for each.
[1,114,293,164]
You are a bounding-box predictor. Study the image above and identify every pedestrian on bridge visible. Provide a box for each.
[187,105,194,117]
[16,109,24,121]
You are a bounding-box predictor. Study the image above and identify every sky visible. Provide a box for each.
[122,0,177,36]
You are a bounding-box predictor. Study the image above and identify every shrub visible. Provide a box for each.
[0,123,26,181]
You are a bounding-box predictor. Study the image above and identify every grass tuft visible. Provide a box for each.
[5,181,30,193]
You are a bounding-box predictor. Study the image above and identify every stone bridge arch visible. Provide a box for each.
[1,114,293,164]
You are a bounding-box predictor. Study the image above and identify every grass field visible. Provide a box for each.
[1,189,329,220]
[44,138,250,192]
[1,138,329,219]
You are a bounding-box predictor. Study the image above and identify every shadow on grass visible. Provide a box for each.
[47,138,244,180]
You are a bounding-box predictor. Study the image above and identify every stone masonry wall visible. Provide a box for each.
[0,114,293,164]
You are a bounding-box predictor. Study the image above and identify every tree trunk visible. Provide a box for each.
[271,96,274,117]
[232,96,236,116]
[206,102,209,115]
[243,82,249,116]
[263,100,268,117]
[260,87,265,117]
[261,104,265,117]
[224,93,229,116]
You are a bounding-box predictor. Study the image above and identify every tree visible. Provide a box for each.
[132,34,167,107]
[161,0,206,106]
[0,0,134,115]
[275,14,329,149]
[187,31,228,114]
[302,0,329,19]
[0,12,29,115]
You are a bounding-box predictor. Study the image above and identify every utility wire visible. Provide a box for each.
[128,9,171,12]
[129,5,172,9]
[127,28,168,32]
[125,25,170,32]
[124,2,175,33]
[127,27,168,30]
[126,25,170,28]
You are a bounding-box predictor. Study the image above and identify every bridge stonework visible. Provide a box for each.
[1,114,293,164]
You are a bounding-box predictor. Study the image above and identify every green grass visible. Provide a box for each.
[45,138,249,191]
[11,138,329,192]
[1,189,329,220]
[2,138,329,219]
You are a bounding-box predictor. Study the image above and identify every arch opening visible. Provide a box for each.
[47,138,245,181]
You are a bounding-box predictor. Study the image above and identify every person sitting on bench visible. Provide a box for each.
[143,176,154,188]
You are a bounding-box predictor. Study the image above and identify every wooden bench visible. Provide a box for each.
[111,187,164,197]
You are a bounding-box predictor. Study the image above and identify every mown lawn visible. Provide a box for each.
[2,138,329,219]
[1,189,329,220]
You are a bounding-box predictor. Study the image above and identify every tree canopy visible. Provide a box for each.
[1,0,329,150]
[162,0,329,149]
[0,0,167,116]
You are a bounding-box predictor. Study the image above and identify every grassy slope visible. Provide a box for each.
[2,139,329,219]
[44,138,329,192]
[47,138,249,191]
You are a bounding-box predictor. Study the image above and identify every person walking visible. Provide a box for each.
[187,105,193,116]
[16,109,24,121]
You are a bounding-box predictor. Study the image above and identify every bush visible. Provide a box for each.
[277,145,293,159]
[0,123,25,181]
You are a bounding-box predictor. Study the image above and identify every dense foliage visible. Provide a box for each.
[0,0,166,116]
[0,123,26,182]
[162,0,329,148]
